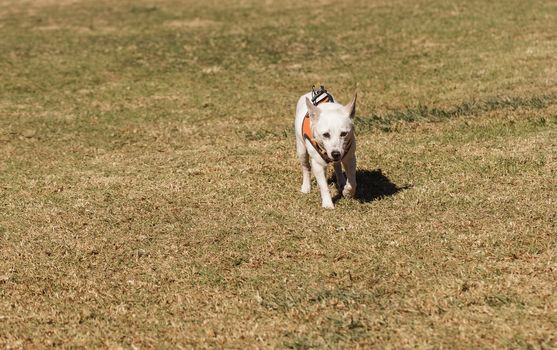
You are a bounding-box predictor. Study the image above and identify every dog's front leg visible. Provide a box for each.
[311,159,334,209]
[342,155,357,198]
[333,162,346,190]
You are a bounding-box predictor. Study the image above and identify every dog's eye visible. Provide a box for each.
[340,132,348,137]
[323,132,330,138]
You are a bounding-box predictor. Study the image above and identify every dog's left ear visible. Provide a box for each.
[345,93,357,119]
[305,97,320,122]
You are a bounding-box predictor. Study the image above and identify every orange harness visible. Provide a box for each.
[302,96,353,163]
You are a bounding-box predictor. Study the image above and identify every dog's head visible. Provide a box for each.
[305,94,356,162]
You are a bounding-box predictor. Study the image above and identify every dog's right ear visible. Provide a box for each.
[305,97,320,122]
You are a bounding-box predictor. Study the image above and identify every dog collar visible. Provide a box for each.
[302,88,352,163]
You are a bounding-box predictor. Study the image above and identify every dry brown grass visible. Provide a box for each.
[1,0,557,348]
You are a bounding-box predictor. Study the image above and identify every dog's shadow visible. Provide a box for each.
[329,169,411,203]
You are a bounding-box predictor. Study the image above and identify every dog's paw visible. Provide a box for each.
[342,185,355,198]
[300,184,311,194]
[322,202,335,209]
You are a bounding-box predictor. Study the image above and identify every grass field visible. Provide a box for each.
[1,0,557,348]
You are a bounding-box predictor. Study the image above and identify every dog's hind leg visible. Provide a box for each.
[297,145,312,194]
[333,162,346,190]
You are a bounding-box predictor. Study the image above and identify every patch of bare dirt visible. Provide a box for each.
[164,19,222,29]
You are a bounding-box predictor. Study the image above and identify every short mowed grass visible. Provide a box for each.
[1,0,556,348]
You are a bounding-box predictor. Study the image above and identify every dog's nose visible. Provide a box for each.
[331,150,341,160]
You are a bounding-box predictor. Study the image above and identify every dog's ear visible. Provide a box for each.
[345,93,357,119]
[305,97,320,122]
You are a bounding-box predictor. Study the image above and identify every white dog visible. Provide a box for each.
[294,87,357,209]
